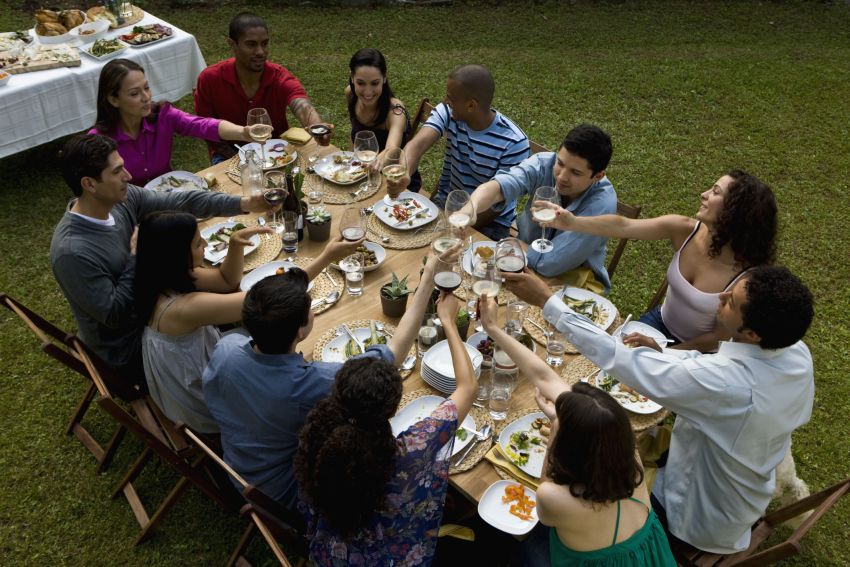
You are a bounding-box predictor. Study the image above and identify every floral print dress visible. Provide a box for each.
[306,399,458,566]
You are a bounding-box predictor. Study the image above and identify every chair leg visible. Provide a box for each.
[226,523,257,567]
[65,383,98,436]
[94,424,127,473]
[133,475,192,545]
[112,446,153,499]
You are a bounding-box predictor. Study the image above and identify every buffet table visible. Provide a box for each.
[0,10,206,158]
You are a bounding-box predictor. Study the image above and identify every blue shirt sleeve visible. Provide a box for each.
[491,153,555,212]
[423,103,450,136]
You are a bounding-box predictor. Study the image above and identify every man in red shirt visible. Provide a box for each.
[195,12,330,163]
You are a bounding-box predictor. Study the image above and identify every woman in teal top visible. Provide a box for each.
[479,298,676,567]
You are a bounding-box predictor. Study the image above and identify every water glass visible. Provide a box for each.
[546,328,567,367]
[505,300,529,334]
[417,324,438,357]
[489,371,513,421]
[341,252,364,297]
[282,211,298,253]
[307,173,323,204]
[474,372,491,408]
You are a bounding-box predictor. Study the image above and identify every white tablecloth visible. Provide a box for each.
[0,12,207,159]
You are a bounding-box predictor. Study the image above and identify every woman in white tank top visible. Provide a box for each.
[535,170,777,352]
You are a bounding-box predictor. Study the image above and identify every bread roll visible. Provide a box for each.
[34,9,59,23]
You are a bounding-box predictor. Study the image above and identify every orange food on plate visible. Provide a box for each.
[502,483,536,521]
[275,267,286,276]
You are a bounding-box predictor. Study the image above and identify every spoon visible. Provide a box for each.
[399,354,416,372]
[311,290,340,310]
[381,236,391,244]
[363,206,374,215]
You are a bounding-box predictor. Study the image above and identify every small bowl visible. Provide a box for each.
[70,20,110,43]
[35,9,88,44]
[0,71,10,87]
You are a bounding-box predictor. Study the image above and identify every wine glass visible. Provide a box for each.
[339,206,366,242]
[381,147,407,205]
[263,171,287,233]
[432,227,462,257]
[434,258,463,293]
[494,237,526,274]
[307,174,324,204]
[470,258,501,331]
[247,108,273,169]
[445,190,476,251]
[354,131,379,193]
[307,106,332,144]
[530,185,559,253]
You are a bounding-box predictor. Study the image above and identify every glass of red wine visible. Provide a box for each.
[434,258,463,293]
[494,237,526,274]
[263,171,287,232]
[307,106,332,145]
[340,206,366,242]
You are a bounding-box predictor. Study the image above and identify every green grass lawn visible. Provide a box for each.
[2,1,849,565]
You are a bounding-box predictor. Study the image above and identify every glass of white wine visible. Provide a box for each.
[470,258,501,331]
[247,108,273,168]
[445,190,476,230]
[381,147,407,204]
[530,185,559,253]
[354,130,379,193]
[339,206,366,242]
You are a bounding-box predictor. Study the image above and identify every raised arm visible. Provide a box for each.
[542,205,696,243]
[478,296,568,404]
[437,292,476,422]
[289,98,333,145]
[161,290,247,334]
[217,120,252,143]
[388,254,437,365]
[301,235,365,282]
[192,226,272,293]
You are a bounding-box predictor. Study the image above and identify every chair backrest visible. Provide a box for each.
[529,139,548,155]
[408,97,435,140]
[607,200,642,280]
[1,292,87,375]
[646,279,669,312]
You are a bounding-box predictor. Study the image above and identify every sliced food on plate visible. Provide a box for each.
[594,371,663,414]
[478,480,539,535]
[497,412,550,478]
[119,24,173,46]
[200,221,260,263]
[560,286,617,330]
[314,152,367,185]
[374,191,438,230]
[321,321,390,362]
[143,171,207,192]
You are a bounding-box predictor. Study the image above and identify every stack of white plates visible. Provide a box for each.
[421,340,484,394]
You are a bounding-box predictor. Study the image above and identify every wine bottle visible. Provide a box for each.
[283,171,304,241]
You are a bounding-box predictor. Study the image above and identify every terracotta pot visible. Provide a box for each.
[380,288,409,318]
[307,219,331,241]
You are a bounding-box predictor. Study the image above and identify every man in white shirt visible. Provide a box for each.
[500,265,815,554]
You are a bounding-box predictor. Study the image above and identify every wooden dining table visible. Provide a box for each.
[195,138,586,505]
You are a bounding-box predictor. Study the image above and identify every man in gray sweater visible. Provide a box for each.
[50,134,271,383]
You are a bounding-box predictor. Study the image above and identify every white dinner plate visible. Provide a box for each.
[593,371,664,415]
[374,191,439,231]
[558,286,617,331]
[314,151,367,185]
[78,39,130,60]
[240,139,297,170]
[478,480,539,535]
[390,395,476,457]
[618,321,668,345]
[329,241,386,273]
[200,221,260,264]
[144,170,208,193]
[462,241,497,275]
[497,412,549,479]
[320,323,389,363]
[239,261,314,293]
[422,339,483,378]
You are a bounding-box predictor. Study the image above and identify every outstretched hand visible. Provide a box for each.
[621,332,663,352]
[229,226,273,247]
[534,387,557,422]
[501,269,554,309]
[535,200,574,231]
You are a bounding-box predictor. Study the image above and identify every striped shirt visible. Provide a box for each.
[424,103,529,228]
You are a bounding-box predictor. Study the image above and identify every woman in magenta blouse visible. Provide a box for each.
[90,59,251,186]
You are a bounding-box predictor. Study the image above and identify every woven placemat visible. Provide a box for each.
[213,215,283,272]
[492,406,546,482]
[278,257,341,316]
[225,155,242,184]
[303,173,379,205]
[561,356,668,434]
[365,213,441,250]
[396,389,495,474]
[311,319,415,378]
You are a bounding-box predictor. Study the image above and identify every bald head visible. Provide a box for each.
[448,64,495,109]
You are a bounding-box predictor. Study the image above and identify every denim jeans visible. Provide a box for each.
[638,306,678,343]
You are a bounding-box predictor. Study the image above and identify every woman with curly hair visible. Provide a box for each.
[344,48,422,192]
[538,170,777,352]
[294,292,475,566]
[478,297,676,566]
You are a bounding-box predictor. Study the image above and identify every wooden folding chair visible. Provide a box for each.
[180,426,308,567]
[670,476,850,566]
[0,292,126,471]
[607,200,642,280]
[409,96,435,140]
[646,279,669,312]
[71,337,241,545]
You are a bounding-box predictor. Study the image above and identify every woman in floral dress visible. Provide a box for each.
[295,293,476,566]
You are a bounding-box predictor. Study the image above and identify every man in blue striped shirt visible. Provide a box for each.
[387,64,530,240]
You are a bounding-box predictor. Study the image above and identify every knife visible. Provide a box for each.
[342,324,366,354]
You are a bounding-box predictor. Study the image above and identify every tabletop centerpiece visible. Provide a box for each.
[305,206,332,241]
[380,272,410,318]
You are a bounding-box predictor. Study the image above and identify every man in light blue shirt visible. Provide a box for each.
[468,124,617,291]
[499,265,815,555]
[203,260,438,509]
[386,64,530,241]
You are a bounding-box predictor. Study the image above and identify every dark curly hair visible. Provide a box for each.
[741,266,814,349]
[295,357,403,539]
[709,170,777,267]
[134,211,198,325]
[547,382,643,503]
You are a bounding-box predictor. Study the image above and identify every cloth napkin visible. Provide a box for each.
[282,127,311,144]
[437,524,475,541]
[485,444,541,490]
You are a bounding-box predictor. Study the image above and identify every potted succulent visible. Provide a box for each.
[455,308,470,339]
[306,206,332,241]
[380,272,411,318]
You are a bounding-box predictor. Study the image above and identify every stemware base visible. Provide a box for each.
[531,239,554,253]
